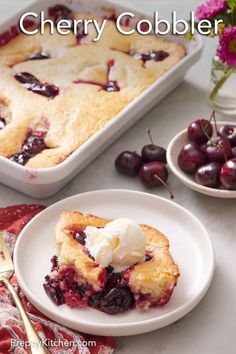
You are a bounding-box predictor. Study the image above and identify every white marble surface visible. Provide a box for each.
[0,1,235,353]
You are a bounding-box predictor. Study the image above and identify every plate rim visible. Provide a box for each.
[14,189,215,335]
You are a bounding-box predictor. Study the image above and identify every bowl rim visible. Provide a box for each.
[167,121,236,197]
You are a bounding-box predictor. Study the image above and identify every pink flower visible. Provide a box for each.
[196,0,228,20]
[217,26,236,67]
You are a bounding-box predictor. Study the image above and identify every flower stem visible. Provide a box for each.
[210,66,234,102]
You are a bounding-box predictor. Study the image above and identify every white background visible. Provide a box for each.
[0,1,235,354]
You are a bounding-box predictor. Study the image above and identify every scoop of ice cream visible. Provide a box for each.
[85,218,146,272]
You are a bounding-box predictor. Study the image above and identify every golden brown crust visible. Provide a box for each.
[0,25,76,66]
[129,224,179,300]
[0,14,186,168]
[56,211,179,300]
[56,212,109,292]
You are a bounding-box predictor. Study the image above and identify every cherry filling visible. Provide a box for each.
[44,245,168,314]
[103,13,118,23]
[44,264,92,308]
[71,229,86,246]
[0,117,6,130]
[103,12,130,26]
[88,269,134,314]
[44,275,64,306]
[0,20,35,47]
[74,60,120,92]
[14,72,59,99]
[51,255,59,271]
[27,53,50,61]
[96,287,134,315]
[48,5,73,24]
[44,254,134,314]
[145,251,154,261]
[76,24,87,44]
[129,50,169,65]
[0,26,18,46]
[10,130,47,166]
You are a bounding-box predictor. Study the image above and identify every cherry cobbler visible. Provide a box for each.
[0,5,186,168]
[44,211,179,315]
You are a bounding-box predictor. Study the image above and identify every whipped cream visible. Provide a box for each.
[85,218,146,272]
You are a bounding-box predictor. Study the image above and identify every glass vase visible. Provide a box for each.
[209,56,236,115]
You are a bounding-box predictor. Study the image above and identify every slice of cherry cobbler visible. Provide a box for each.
[44,211,179,315]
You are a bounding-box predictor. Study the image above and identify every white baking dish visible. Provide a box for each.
[0,0,203,198]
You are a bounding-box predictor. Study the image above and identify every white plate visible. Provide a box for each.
[14,190,214,336]
[167,121,236,198]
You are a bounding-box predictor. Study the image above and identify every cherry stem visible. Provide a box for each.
[209,110,218,135]
[208,111,227,161]
[219,142,228,162]
[154,174,174,199]
[200,121,211,142]
[147,129,154,145]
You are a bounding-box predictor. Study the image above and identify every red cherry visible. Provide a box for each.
[139,162,168,187]
[220,158,236,190]
[218,125,236,147]
[178,142,207,174]
[115,151,142,177]
[139,162,174,198]
[206,137,232,163]
[22,134,46,157]
[199,142,208,154]
[142,145,166,164]
[141,129,166,164]
[188,119,213,144]
[232,146,236,158]
[0,117,6,129]
[15,72,59,99]
[195,162,221,188]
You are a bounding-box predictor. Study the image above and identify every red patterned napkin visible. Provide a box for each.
[0,205,115,354]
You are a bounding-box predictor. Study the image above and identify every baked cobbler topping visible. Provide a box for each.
[0,4,185,168]
[74,60,120,92]
[135,281,178,310]
[10,130,47,165]
[14,72,60,99]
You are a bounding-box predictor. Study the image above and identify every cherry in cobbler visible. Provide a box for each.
[44,255,135,315]
[10,129,47,166]
[44,228,175,315]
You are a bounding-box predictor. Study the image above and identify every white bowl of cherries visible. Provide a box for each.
[167,115,236,198]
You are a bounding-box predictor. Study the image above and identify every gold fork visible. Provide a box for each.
[0,233,49,353]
